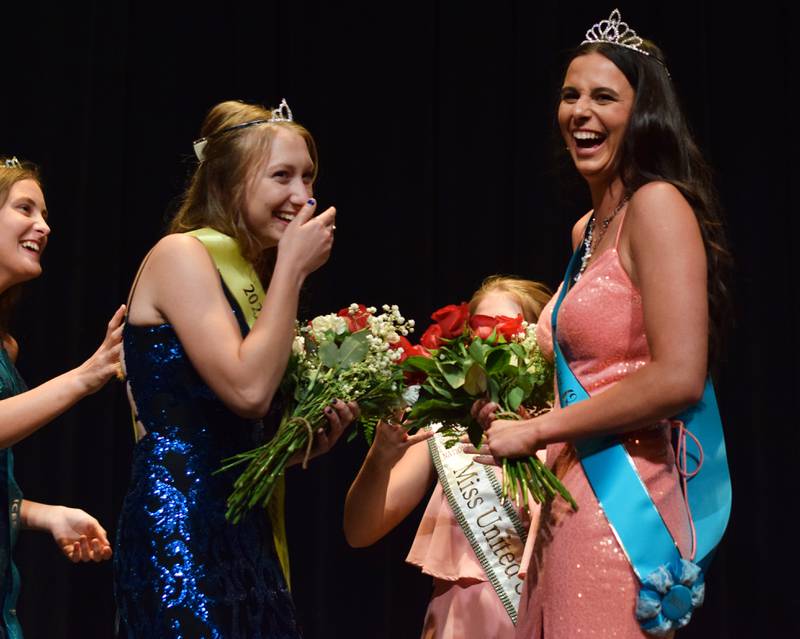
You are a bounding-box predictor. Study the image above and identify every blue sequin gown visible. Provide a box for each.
[114,288,301,639]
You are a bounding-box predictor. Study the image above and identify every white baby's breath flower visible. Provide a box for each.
[292,335,306,357]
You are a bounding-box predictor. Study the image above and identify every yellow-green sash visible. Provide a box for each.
[187,227,291,588]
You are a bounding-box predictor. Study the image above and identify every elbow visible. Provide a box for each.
[342,505,376,548]
[226,387,274,420]
[227,394,272,419]
[662,375,705,413]
[343,526,375,549]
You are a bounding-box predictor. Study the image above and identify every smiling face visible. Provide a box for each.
[243,127,315,249]
[0,178,50,288]
[558,51,635,186]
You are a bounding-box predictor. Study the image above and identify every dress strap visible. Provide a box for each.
[125,248,157,316]
[612,202,630,251]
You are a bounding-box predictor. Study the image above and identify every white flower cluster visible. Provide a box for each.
[293,303,416,401]
[363,304,415,373]
[292,334,306,359]
[307,314,348,342]
[518,322,538,352]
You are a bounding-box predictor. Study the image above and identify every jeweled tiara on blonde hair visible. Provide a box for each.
[193,98,294,161]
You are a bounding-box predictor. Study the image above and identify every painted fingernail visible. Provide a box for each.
[330,398,339,405]
[325,407,333,414]
[307,198,315,205]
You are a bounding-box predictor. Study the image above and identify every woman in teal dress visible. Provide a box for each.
[114,100,358,638]
[0,157,124,638]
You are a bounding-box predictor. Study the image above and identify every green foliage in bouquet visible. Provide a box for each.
[220,304,413,523]
[402,304,577,510]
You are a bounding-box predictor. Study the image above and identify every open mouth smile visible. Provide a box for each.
[572,130,607,151]
[273,211,296,223]
[20,240,41,254]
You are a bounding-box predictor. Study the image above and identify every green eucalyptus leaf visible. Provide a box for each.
[338,332,369,368]
[319,341,340,368]
[463,363,488,395]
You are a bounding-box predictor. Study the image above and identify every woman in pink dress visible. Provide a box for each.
[470,10,731,639]
[344,277,550,639]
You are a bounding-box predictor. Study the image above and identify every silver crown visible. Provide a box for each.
[581,9,650,56]
[3,157,22,169]
[269,98,293,123]
[193,98,295,161]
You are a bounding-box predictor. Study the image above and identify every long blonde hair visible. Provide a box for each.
[170,100,318,282]
[469,275,552,323]
[0,158,42,336]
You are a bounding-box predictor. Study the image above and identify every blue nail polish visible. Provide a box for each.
[307,198,315,205]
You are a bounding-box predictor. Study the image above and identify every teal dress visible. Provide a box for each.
[0,346,24,639]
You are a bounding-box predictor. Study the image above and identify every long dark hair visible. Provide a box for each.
[567,41,732,368]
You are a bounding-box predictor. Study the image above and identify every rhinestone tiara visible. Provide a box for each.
[581,9,649,56]
[193,98,294,162]
[2,157,22,169]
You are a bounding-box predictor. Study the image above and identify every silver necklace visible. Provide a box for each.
[575,196,629,282]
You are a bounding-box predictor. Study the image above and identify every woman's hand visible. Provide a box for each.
[289,399,360,466]
[74,304,126,395]
[466,399,542,464]
[22,502,112,562]
[368,419,434,467]
[471,399,500,430]
[50,507,113,562]
[277,199,336,279]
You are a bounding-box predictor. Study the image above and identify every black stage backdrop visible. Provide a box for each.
[1,1,796,637]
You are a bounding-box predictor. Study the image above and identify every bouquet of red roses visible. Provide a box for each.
[402,303,577,510]
[220,303,414,523]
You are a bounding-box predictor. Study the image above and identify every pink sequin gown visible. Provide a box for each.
[407,465,538,639]
[515,212,691,638]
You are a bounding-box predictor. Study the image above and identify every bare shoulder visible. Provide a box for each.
[2,334,18,363]
[570,210,594,251]
[142,234,219,284]
[627,181,698,233]
[127,233,221,325]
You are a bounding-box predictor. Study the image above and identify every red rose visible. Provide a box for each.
[337,304,371,332]
[431,303,469,339]
[392,337,430,384]
[495,314,524,341]
[469,314,499,340]
[420,323,443,350]
[392,336,431,364]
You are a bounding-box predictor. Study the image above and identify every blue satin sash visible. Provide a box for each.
[551,232,732,581]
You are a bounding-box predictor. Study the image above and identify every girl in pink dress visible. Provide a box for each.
[344,277,550,639]
[470,10,731,639]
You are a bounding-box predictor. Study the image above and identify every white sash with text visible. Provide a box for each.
[428,425,528,624]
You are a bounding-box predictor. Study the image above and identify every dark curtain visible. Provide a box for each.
[1,1,795,637]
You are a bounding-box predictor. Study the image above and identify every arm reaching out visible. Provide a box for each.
[344,421,434,547]
[0,304,125,448]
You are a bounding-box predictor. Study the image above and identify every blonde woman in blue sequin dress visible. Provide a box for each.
[114,100,358,639]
